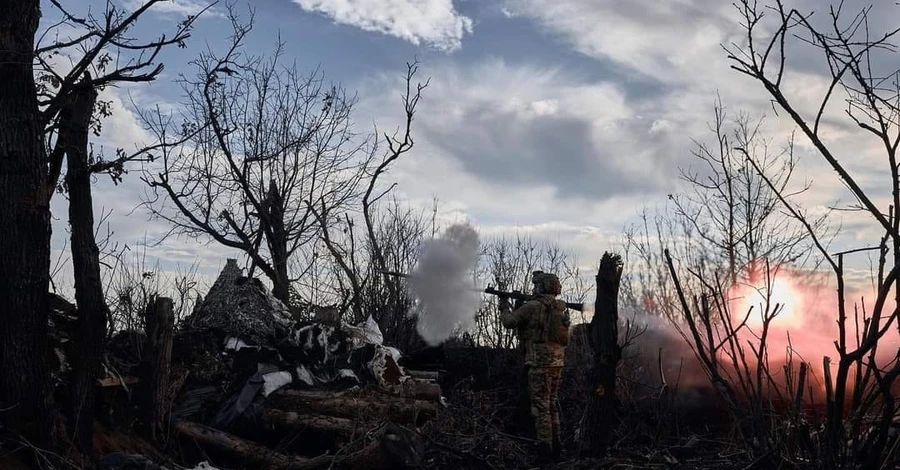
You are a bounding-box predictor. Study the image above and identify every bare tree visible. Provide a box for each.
[628,102,819,309]
[310,62,429,349]
[38,1,202,452]
[0,0,201,450]
[671,99,815,284]
[724,2,900,466]
[624,102,828,461]
[143,11,371,305]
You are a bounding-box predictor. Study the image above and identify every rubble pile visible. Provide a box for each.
[183,259,293,345]
[123,260,442,469]
[37,260,442,469]
[176,260,414,397]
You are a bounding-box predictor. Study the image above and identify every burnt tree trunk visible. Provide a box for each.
[578,252,623,458]
[143,297,175,442]
[262,181,290,305]
[64,78,107,453]
[0,0,55,444]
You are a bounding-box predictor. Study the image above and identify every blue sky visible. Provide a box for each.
[42,0,900,295]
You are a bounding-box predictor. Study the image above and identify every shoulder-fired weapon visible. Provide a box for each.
[382,271,584,311]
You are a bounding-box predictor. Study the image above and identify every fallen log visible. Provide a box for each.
[175,419,423,469]
[404,369,439,381]
[268,389,438,425]
[174,421,330,470]
[385,379,442,402]
[96,376,140,387]
[261,409,358,436]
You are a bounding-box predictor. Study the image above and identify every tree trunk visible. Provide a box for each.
[0,0,55,444]
[265,180,290,305]
[578,252,623,458]
[64,78,107,454]
[143,297,174,442]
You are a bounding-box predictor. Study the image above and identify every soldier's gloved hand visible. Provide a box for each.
[498,296,511,312]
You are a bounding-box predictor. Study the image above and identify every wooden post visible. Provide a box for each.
[578,252,623,458]
[144,296,175,442]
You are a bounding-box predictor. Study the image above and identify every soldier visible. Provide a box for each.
[499,271,570,463]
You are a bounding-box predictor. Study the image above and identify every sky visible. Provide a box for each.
[41,0,900,298]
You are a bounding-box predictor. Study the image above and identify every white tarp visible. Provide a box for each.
[343,315,384,349]
[261,370,293,396]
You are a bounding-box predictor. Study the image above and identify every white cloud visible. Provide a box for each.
[350,59,681,265]
[504,0,738,85]
[494,0,900,263]
[124,0,220,17]
[292,0,473,51]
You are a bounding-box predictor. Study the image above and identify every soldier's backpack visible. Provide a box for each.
[536,297,570,347]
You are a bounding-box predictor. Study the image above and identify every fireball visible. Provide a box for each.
[728,270,806,330]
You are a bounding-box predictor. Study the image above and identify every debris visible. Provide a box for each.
[182,259,293,347]
[95,453,169,470]
[44,259,447,470]
[261,370,294,397]
[343,315,384,347]
[186,463,220,470]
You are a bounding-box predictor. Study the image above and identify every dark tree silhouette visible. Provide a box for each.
[0,0,201,451]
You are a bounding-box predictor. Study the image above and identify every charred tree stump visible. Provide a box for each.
[261,180,290,305]
[578,252,623,458]
[143,297,175,442]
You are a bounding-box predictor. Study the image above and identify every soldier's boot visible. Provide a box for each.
[552,436,562,461]
[536,442,553,465]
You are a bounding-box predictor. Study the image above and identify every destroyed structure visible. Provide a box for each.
[53,259,442,470]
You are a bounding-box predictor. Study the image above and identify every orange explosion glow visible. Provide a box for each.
[628,258,900,409]
[718,261,900,402]
[728,272,808,330]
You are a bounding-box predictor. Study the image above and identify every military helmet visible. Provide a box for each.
[532,271,562,295]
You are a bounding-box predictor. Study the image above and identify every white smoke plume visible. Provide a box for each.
[407,223,480,346]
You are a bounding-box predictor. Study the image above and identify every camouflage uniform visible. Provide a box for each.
[500,273,568,454]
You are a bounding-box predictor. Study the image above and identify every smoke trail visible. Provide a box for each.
[407,223,480,346]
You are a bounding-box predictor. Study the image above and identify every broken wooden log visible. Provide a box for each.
[261,409,358,436]
[404,369,439,381]
[96,376,139,388]
[174,421,330,470]
[268,389,438,425]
